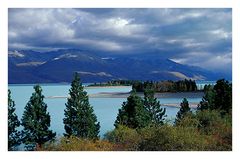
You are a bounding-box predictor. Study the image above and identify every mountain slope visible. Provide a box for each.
[8,49,230,84]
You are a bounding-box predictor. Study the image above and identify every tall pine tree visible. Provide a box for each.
[63,73,100,139]
[175,98,191,124]
[213,79,232,114]
[197,85,215,111]
[197,79,232,114]
[115,89,150,129]
[21,85,56,150]
[8,89,21,151]
[143,88,166,125]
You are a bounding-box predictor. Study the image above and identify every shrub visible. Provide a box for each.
[195,110,231,150]
[196,110,224,134]
[104,125,141,150]
[138,125,208,151]
[175,113,199,128]
[39,136,114,151]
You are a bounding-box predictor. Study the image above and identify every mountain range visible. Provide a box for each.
[8,49,230,84]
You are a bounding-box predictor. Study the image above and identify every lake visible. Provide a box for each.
[8,84,203,138]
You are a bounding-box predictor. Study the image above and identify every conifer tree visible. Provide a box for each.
[143,88,166,125]
[197,85,215,111]
[197,79,232,114]
[63,73,100,139]
[8,89,21,151]
[213,79,232,114]
[115,89,150,128]
[21,85,56,150]
[175,98,191,124]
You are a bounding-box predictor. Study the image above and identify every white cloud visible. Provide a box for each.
[8,8,232,72]
[209,29,231,39]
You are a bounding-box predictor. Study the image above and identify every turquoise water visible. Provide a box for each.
[8,84,202,137]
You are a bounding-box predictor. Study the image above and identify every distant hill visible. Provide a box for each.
[8,49,230,84]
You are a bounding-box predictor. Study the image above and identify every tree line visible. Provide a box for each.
[132,79,198,92]
[88,79,198,93]
[8,73,232,151]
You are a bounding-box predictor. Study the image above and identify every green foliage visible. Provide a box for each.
[195,79,232,150]
[195,110,231,150]
[104,125,141,150]
[174,79,197,92]
[143,88,166,125]
[176,109,232,150]
[197,79,232,114]
[175,98,191,124]
[175,113,199,128]
[132,81,144,92]
[105,109,231,151]
[213,79,232,114]
[138,125,208,151]
[8,89,21,151]
[21,85,56,150]
[39,108,231,151]
[196,110,223,134]
[197,85,215,111]
[40,136,114,151]
[132,79,197,93]
[114,89,150,129]
[63,73,100,139]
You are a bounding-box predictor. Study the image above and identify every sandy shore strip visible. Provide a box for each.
[46,91,203,99]
[89,91,203,98]
[46,92,201,109]
[85,86,132,89]
[161,103,198,109]
[46,95,198,108]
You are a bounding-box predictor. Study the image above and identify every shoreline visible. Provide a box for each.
[86,85,131,89]
[161,103,198,109]
[46,95,198,109]
[46,91,202,109]
[46,91,203,99]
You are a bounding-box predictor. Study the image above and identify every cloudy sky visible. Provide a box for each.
[8,8,232,72]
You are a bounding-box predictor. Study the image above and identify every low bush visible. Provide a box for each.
[104,110,231,151]
[195,110,232,150]
[138,125,208,151]
[104,125,141,150]
[39,136,114,151]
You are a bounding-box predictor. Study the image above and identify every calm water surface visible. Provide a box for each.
[9,84,202,137]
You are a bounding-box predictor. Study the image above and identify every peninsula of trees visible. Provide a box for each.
[88,79,198,92]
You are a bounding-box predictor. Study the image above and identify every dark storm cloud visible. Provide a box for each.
[8,8,232,72]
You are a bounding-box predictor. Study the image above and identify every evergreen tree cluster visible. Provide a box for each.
[89,79,198,93]
[8,86,56,151]
[8,73,100,151]
[115,88,166,129]
[132,79,197,93]
[114,89,151,129]
[198,79,232,114]
[175,79,232,125]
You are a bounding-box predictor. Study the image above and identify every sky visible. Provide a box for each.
[8,8,232,73]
